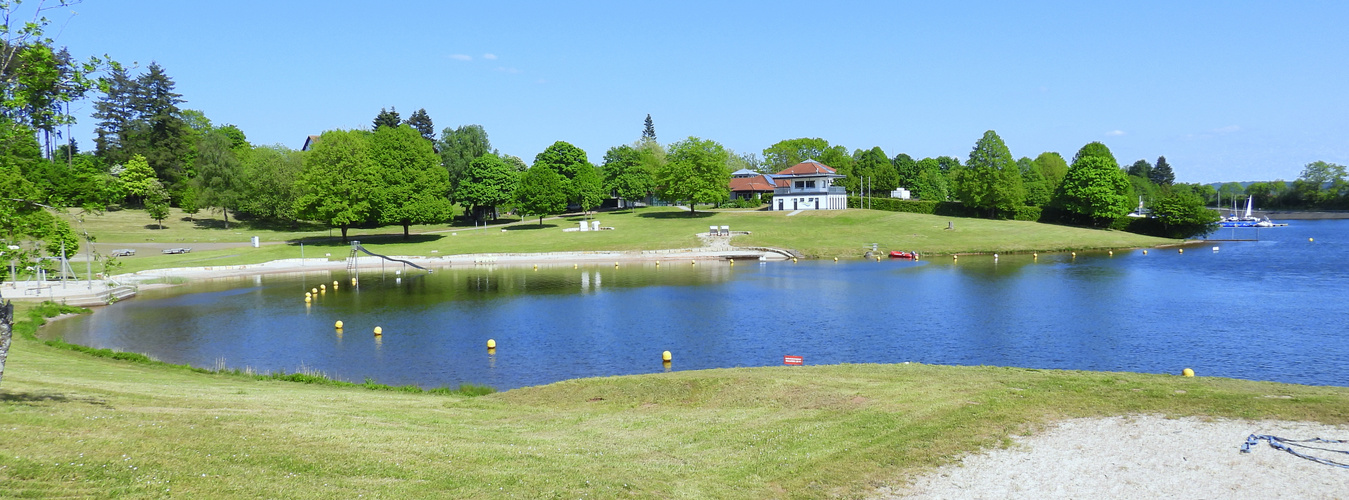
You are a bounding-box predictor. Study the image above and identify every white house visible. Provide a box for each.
[771,161,847,211]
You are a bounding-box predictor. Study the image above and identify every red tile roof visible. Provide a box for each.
[729,175,777,192]
[776,161,835,175]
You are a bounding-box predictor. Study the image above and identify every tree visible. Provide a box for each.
[1149,186,1220,238]
[601,144,653,209]
[533,141,591,180]
[515,164,567,225]
[144,179,171,229]
[436,124,493,199]
[238,145,304,224]
[1019,157,1051,206]
[953,130,1024,217]
[370,124,454,239]
[372,107,400,130]
[91,66,136,167]
[294,129,377,242]
[457,153,519,221]
[125,62,194,188]
[403,108,435,142]
[1297,160,1348,206]
[119,153,156,206]
[1053,154,1132,225]
[1150,156,1175,186]
[762,137,829,172]
[1033,152,1068,193]
[1072,141,1117,168]
[852,146,897,195]
[192,129,242,228]
[893,153,918,188]
[572,163,604,214]
[642,114,655,141]
[817,145,855,190]
[1127,159,1153,179]
[655,136,730,215]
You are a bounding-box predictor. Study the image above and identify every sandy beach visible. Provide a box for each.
[879,415,1349,499]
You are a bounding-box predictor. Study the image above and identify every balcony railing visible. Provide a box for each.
[774,186,847,195]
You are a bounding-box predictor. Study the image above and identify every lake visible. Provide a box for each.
[43,220,1349,390]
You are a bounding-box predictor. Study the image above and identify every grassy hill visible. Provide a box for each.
[67,206,1177,274]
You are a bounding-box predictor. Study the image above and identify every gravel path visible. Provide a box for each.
[879,415,1349,499]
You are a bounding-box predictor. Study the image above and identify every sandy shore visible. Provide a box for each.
[879,415,1349,499]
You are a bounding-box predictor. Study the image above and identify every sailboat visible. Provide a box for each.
[1218,196,1278,227]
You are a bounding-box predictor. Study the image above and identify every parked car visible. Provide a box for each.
[161,248,191,254]
[110,248,136,257]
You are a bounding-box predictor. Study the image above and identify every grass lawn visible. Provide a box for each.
[72,206,1176,274]
[3,306,1347,498]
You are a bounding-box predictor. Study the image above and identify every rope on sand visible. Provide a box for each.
[1241,434,1349,468]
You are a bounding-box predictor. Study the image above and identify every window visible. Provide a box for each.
[806,180,816,188]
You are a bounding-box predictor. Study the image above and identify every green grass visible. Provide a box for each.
[2,305,1346,498]
[79,206,1176,274]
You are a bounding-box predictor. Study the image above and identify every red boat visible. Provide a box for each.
[888,251,918,259]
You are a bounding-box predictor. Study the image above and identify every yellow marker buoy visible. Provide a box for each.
[655,261,660,266]
[320,284,326,290]
[1309,238,1314,242]
[574,264,578,269]
[952,255,958,260]
[1143,250,1148,255]
[614,262,619,267]
[333,281,339,287]
[305,292,311,298]
[1179,248,1184,254]
[335,320,343,329]
[351,278,358,285]
[487,339,496,349]
[373,326,382,336]
[792,258,798,263]
[311,288,317,294]
[1071,252,1076,257]
[662,350,672,362]
[304,296,311,303]
[533,264,538,270]
[729,259,734,266]
[1182,368,1195,377]
[691,260,696,265]
[833,257,838,262]
[1108,250,1113,256]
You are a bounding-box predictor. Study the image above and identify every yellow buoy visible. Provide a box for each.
[335,320,343,329]
[691,260,696,265]
[615,262,619,267]
[1108,250,1113,256]
[533,264,538,270]
[373,326,382,336]
[952,255,958,260]
[305,292,311,298]
[1179,248,1184,254]
[311,288,317,294]
[1309,238,1314,242]
[333,281,339,287]
[487,339,496,349]
[320,284,326,290]
[655,261,660,266]
[662,350,672,362]
[351,278,358,285]
[574,264,578,269]
[729,259,734,265]
[1071,252,1076,257]
[833,257,838,262]
[792,258,798,263]
[1143,250,1148,255]
[304,296,311,303]
[1182,368,1195,377]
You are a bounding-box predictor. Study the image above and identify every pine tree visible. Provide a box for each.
[91,66,136,166]
[125,62,193,188]
[1150,156,1175,186]
[372,107,401,130]
[642,114,656,141]
[403,108,435,141]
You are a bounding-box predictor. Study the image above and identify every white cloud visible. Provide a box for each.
[483,53,497,60]
[448,54,472,61]
[1106,130,1126,136]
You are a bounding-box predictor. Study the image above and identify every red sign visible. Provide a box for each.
[783,355,803,365]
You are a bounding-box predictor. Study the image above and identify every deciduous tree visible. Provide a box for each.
[238,145,303,224]
[656,136,730,214]
[294,130,377,242]
[457,153,519,221]
[515,164,567,225]
[1034,152,1068,193]
[953,130,1024,217]
[192,129,243,228]
[1053,152,1132,225]
[370,124,454,239]
[602,145,652,209]
[436,124,494,199]
[762,137,828,172]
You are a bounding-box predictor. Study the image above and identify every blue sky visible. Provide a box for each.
[45,1,1348,183]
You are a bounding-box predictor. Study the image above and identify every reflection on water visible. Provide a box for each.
[44,220,1349,390]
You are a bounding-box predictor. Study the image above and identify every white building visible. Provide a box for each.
[771,161,847,211]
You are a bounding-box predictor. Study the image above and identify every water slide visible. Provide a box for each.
[350,241,431,272]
